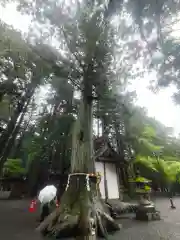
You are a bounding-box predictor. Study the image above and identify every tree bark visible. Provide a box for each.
[12,111,33,158]
[37,74,120,239]
[0,90,33,176]
[0,85,34,156]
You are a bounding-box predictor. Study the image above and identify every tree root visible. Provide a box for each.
[106,200,138,217]
[96,210,121,238]
[36,206,121,238]
[36,175,121,238]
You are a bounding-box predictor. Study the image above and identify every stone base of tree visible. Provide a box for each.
[135,200,161,221]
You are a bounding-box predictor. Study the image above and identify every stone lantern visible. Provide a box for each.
[132,176,161,221]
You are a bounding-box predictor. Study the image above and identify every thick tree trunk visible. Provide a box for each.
[28,141,50,197]
[37,77,120,238]
[12,113,32,158]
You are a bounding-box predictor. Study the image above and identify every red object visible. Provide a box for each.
[29,200,37,213]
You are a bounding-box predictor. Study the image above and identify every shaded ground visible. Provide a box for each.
[1,197,180,239]
[0,199,43,240]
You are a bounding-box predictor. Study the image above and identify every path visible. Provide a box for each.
[0,200,43,240]
[113,197,180,240]
[1,197,180,239]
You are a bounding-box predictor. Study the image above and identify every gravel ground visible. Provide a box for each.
[1,197,180,240]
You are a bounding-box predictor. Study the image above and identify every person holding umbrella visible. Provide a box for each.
[38,185,58,222]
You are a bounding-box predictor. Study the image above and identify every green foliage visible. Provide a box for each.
[3,158,26,177]
[133,113,180,187]
[135,155,180,187]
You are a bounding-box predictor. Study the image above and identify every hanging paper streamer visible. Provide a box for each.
[29,200,37,213]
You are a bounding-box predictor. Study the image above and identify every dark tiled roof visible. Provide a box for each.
[94,136,124,163]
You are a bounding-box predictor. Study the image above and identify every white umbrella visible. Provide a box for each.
[38,185,57,204]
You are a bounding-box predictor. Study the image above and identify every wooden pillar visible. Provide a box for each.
[103,162,108,201]
[119,166,126,189]
[116,164,122,200]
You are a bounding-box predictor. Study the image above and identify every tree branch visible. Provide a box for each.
[62,27,85,72]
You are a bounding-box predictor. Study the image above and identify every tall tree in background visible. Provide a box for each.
[0,22,53,175]
[126,0,180,100]
[26,78,76,196]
